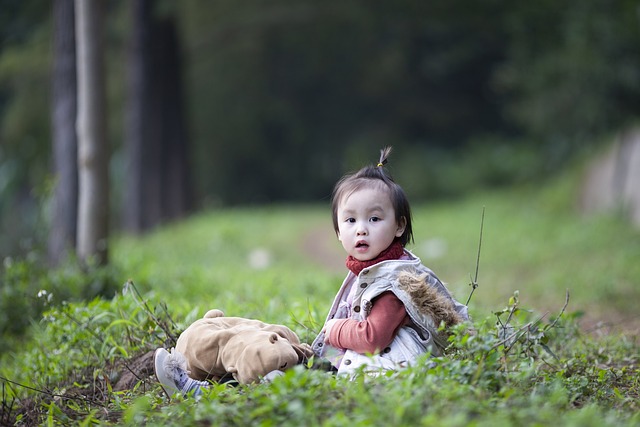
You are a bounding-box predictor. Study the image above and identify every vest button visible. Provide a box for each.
[344,359,351,365]
[353,306,360,313]
[360,282,368,288]
[362,269,369,275]
[383,347,391,353]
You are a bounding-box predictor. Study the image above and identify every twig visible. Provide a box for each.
[289,298,323,336]
[1,382,15,426]
[466,206,485,306]
[503,299,520,328]
[544,289,570,331]
[124,280,178,345]
[492,312,549,351]
[0,376,106,407]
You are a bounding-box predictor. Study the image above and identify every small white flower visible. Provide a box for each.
[419,238,448,259]
[248,248,272,270]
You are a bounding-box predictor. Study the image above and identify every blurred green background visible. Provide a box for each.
[2,0,639,258]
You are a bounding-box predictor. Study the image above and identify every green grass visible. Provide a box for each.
[112,169,640,330]
[112,205,341,334]
[412,186,640,323]
[1,169,639,425]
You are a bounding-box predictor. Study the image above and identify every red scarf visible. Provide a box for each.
[345,240,405,276]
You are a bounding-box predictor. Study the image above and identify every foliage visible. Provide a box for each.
[498,0,640,147]
[0,283,637,425]
[0,252,121,353]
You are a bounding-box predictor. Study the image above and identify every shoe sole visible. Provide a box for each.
[154,348,180,399]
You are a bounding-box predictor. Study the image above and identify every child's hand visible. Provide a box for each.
[322,319,339,341]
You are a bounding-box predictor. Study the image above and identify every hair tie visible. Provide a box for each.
[377,162,384,167]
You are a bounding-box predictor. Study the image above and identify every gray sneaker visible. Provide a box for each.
[154,347,209,399]
[260,370,285,383]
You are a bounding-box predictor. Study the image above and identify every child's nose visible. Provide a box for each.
[356,222,368,235]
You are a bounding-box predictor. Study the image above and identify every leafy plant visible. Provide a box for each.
[0,253,120,353]
[1,284,637,425]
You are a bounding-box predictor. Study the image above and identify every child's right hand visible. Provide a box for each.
[322,319,339,341]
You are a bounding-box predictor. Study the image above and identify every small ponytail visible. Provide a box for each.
[377,146,392,168]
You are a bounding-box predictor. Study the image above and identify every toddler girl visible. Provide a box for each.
[311,147,469,376]
[154,147,469,396]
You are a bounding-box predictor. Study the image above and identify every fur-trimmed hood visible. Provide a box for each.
[394,269,467,350]
[396,270,464,329]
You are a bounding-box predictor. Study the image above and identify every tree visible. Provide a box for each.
[124,0,191,233]
[497,0,640,152]
[155,16,192,221]
[75,0,109,264]
[48,0,77,266]
[0,0,52,258]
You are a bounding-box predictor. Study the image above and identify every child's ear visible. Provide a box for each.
[395,216,407,237]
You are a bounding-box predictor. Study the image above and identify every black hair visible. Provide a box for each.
[331,147,414,246]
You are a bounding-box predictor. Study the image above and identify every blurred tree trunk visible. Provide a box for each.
[124,0,156,232]
[124,0,191,234]
[75,0,109,264]
[157,17,192,220]
[48,0,77,266]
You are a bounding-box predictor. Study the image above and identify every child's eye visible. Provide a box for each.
[370,216,380,222]
[345,218,355,223]
[280,363,288,369]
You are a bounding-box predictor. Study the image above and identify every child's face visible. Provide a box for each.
[336,187,406,261]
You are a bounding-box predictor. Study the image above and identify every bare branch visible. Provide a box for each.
[466,206,485,306]
[545,290,570,331]
[124,280,178,345]
[0,376,106,407]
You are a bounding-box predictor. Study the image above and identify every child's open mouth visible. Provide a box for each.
[356,241,369,249]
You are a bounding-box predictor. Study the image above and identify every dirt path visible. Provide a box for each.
[299,226,345,274]
[578,311,640,338]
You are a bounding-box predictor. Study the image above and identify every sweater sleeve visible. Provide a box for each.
[326,291,409,355]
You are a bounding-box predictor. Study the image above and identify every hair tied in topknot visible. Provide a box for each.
[377,146,392,167]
